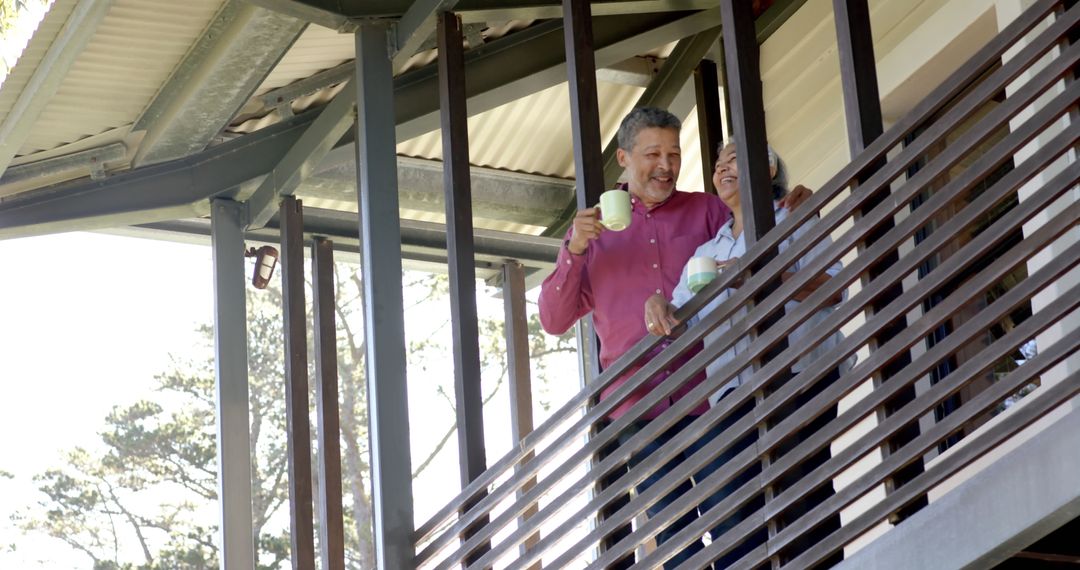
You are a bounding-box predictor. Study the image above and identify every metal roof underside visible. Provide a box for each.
[0,0,807,272]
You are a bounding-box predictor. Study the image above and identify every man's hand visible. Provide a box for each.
[644,294,680,336]
[567,207,605,255]
[779,184,813,211]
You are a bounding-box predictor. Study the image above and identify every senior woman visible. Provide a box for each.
[643,142,851,568]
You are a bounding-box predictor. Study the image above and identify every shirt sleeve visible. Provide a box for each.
[787,215,846,303]
[671,261,693,309]
[705,194,732,236]
[538,227,593,335]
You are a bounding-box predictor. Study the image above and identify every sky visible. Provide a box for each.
[0,232,218,567]
[0,229,581,568]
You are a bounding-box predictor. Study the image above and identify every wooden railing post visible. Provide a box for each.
[834,0,927,525]
[502,261,541,569]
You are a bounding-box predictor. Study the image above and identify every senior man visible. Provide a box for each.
[539,106,810,568]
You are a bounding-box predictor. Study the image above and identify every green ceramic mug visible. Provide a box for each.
[596,190,632,231]
[687,256,718,293]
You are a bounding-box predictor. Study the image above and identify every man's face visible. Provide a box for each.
[616,127,681,208]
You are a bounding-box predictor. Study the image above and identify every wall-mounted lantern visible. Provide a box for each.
[244,245,279,289]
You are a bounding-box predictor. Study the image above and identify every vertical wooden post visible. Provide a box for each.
[438,10,491,566]
[312,237,345,570]
[502,261,540,568]
[834,0,926,523]
[694,58,723,196]
[721,0,775,243]
[280,195,317,570]
[721,1,787,564]
[562,1,629,567]
[438,9,487,492]
[563,0,606,208]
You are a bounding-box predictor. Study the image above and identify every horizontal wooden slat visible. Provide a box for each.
[544,130,1080,570]
[419,3,1079,567]
[433,49,1080,570]
[606,198,1080,569]
[413,0,1070,545]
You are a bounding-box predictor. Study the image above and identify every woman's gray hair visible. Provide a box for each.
[617,107,682,151]
[719,141,789,200]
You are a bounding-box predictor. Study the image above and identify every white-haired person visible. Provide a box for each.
[643,142,852,568]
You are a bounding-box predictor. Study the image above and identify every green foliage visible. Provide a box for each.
[14,269,577,568]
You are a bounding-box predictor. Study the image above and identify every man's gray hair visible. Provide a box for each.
[617,107,682,151]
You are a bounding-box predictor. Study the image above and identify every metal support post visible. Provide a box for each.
[210,198,256,570]
[354,21,416,570]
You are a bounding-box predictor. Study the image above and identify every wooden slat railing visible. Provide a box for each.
[416,1,1079,567]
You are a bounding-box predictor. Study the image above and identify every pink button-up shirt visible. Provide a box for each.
[538,188,730,420]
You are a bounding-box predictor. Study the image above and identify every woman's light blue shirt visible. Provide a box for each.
[671,204,854,406]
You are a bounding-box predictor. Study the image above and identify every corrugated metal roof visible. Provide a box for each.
[0,0,76,134]
[256,22,353,95]
[10,0,225,156]
[397,81,644,179]
[0,0,997,246]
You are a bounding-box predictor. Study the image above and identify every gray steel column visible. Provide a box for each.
[210,198,256,570]
[279,195,316,570]
[354,21,416,570]
[312,237,346,570]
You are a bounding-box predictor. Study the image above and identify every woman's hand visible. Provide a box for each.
[779,184,813,211]
[644,294,680,336]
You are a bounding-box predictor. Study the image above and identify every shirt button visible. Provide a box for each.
[556,286,561,291]
[656,288,662,294]
[565,259,571,265]
[652,263,659,269]
[646,214,651,219]
[650,238,656,244]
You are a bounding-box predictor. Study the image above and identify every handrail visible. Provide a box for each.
[569,144,1080,570]
[633,211,1080,569]
[424,33,1080,566]
[412,0,1065,543]
[416,1,1079,567]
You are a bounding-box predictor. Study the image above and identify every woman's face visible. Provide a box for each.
[712,143,778,211]
[713,144,740,209]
